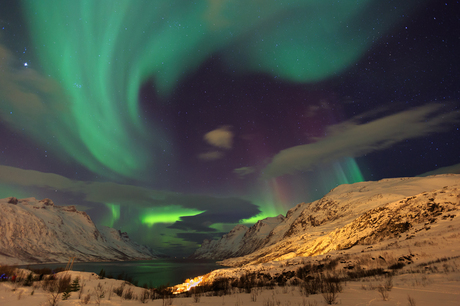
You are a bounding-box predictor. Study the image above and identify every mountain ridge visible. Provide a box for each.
[191,214,285,259]
[0,197,163,265]
[191,174,460,266]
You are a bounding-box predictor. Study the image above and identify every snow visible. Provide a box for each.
[191,215,285,259]
[1,174,460,304]
[218,174,460,266]
[0,267,459,305]
[0,197,161,265]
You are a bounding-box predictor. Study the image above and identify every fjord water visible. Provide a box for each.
[26,259,221,288]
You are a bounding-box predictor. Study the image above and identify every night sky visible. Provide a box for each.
[0,0,459,256]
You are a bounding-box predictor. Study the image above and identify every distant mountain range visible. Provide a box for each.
[192,174,460,267]
[2,174,459,267]
[191,215,285,259]
[0,197,163,265]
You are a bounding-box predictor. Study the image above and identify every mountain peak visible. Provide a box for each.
[189,175,460,265]
[0,197,162,265]
[220,174,460,266]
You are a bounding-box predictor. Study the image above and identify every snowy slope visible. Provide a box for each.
[191,224,249,259]
[191,215,285,259]
[0,197,162,265]
[216,174,460,266]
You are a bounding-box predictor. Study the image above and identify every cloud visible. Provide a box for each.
[166,195,260,232]
[0,44,70,126]
[305,101,332,117]
[203,125,234,149]
[0,165,260,233]
[233,166,256,178]
[261,104,460,179]
[176,232,225,245]
[197,151,224,160]
[0,165,165,207]
[417,163,460,177]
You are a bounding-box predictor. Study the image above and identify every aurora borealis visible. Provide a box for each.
[0,0,459,255]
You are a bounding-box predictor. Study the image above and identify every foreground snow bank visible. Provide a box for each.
[0,265,460,305]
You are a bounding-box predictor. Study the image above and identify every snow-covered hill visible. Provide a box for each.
[202,174,460,266]
[191,215,285,259]
[0,197,162,265]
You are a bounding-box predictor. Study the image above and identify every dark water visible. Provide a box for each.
[23,259,222,288]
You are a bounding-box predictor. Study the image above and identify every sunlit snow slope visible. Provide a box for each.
[193,175,460,266]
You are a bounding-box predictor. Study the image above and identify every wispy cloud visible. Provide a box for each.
[261,104,459,179]
[418,163,460,177]
[176,232,225,244]
[197,151,224,160]
[233,166,256,178]
[305,101,332,117]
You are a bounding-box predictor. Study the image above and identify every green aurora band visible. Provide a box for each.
[8,0,421,179]
[239,157,363,224]
[104,203,120,228]
[140,206,205,227]
[102,203,204,229]
[0,1,424,253]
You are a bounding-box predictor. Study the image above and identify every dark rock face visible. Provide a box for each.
[39,198,54,206]
[7,197,18,204]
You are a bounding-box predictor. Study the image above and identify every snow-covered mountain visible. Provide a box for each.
[195,174,460,266]
[0,197,163,265]
[191,215,285,259]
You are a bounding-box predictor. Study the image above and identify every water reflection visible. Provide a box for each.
[24,259,221,288]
